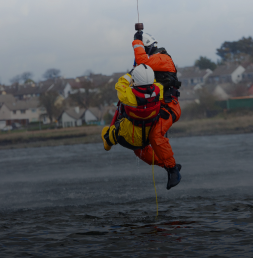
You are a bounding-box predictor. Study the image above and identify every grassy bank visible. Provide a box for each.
[0,126,103,150]
[0,114,253,149]
[170,114,253,137]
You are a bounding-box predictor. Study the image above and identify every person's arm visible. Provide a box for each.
[132,40,150,64]
[109,73,137,126]
[132,40,164,71]
[115,73,138,107]
[132,40,177,73]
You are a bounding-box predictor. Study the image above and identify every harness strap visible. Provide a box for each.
[121,111,159,149]
[123,111,159,126]
[132,122,135,143]
[160,104,177,122]
[133,85,154,95]
[144,119,156,149]
[112,128,117,144]
[163,87,180,103]
[142,121,145,148]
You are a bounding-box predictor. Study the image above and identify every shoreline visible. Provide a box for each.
[0,115,253,150]
[169,115,253,138]
[0,126,103,150]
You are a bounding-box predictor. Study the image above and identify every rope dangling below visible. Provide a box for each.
[152,150,158,218]
[132,123,135,143]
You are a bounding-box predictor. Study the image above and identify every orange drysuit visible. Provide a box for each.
[132,39,181,168]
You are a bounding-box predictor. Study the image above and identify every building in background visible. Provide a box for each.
[58,107,85,128]
[0,97,47,126]
[1,78,72,100]
[178,67,212,87]
[208,64,245,84]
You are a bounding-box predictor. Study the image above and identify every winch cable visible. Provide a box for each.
[152,150,159,218]
[137,0,139,23]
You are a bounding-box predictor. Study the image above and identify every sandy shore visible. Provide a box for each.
[0,115,253,149]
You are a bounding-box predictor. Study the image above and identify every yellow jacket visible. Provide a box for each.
[106,73,163,150]
[115,73,164,106]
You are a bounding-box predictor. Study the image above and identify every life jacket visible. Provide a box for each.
[121,84,161,148]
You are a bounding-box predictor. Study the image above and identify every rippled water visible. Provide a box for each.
[1,134,253,257]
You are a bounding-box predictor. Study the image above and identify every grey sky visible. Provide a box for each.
[1,0,253,84]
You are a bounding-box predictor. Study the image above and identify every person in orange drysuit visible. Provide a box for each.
[132,32,182,189]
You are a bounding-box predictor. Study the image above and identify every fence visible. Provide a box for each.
[217,97,253,110]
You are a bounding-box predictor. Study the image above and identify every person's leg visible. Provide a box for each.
[101,125,118,151]
[150,100,182,189]
[149,115,176,168]
[134,145,165,167]
[133,101,181,168]
[147,100,181,167]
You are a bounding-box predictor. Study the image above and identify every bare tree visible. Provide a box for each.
[10,72,33,84]
[181,88,221,119]
[39,91,61,123]
[69,78,98,109]
[83,69,93,77]
[43,69,61,80]
[97,79,117,106]
[21,72,33,83]
[10,75,22,84]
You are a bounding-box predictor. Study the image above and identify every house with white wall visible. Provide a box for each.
[242,64,253,82]
[208,64,245,84]
[46,81,72,99]
[2,78,72,100]
[0,97,46,126]
[85,108,100,125]
[58,106,110,127]
[177,67,212,87]
[58,107,85,128]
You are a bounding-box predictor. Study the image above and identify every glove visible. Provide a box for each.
[134,31,143,41]
[128,68,134,75]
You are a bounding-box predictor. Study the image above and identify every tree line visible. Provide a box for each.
[195,36,253,71]
[10,68,61,84]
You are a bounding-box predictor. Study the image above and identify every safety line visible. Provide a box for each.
[152,150,158,218]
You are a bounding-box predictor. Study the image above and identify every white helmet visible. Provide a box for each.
[132,64,154,86]
[142,33,158,47]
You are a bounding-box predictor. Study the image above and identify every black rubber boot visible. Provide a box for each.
[165,164,182,190]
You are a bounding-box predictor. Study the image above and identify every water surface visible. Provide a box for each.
[1,133,253,257]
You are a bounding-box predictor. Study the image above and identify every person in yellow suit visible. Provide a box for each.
[101,64,163,151]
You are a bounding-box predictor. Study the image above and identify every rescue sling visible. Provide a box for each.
[120,84,161,148]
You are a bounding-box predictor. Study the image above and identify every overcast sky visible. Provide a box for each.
[1,0,253,84]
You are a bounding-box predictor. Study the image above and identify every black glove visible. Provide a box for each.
[128,68,134,75]
[134,31,143,41]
